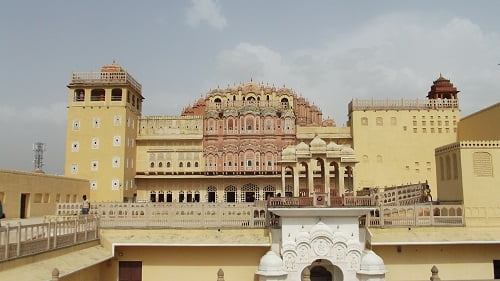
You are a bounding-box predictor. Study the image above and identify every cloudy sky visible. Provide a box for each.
[1,0,499,175]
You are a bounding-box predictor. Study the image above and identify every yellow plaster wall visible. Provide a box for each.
[0,169,87,218]
[350,109,459,191]
[101,246,268,281]
[435,145,463,202]
[460,146,500,208]
[458,103,500,141]
[374,244,500,281]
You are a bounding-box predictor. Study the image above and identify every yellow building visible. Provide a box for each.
[65,62,143,202]
[0,169,87,218]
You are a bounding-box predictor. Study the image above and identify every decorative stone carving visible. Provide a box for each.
[312,238,331,256]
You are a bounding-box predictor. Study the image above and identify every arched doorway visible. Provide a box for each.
[310,266,332,281]
[302,259,343,281]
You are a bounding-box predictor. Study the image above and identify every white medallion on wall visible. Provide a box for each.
[111,179,120,191]
[91,137,99,149]
[114,115,122,126]
[72,120,80,130]
[112,157,120,168]
[71,141,79,152]
[90,180,97,190]
[70,164,78,174]
[92,117,100,128]
[90,160,98,171]
[113,136,121,146]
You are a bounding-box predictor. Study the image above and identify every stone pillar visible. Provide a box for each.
[338,165,345,195]
[51,268,60,281]
[293,167,300,197]
[430,265,440,281]
[324,158,330,204]
[307,160,314,196]
[281,166,286,194]
[217,268,224,281]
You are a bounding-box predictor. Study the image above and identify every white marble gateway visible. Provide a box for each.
[257,208,386,281]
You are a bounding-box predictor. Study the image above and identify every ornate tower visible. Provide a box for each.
[427,74,459,100]
[65,62,143,202]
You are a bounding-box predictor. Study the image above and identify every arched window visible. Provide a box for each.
[150,162,155,168]
[241,183,260,202]
[194,162,199,168]
[74,89,85,102]
[111,88,122,101]
[187,162,191,168]
[247,160,252,166]
[158,162,163,168]
[179,162,183,168]
[214,98,221,103]
[91,89,105,101]
[166,162,171,168]
[207,186,217,202]
[224,185,237,202]
[281,97,289,107]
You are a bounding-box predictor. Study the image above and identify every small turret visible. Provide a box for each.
[427,74,459,100]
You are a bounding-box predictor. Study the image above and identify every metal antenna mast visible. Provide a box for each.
[33,142,46,172]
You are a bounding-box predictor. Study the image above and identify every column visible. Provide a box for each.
[324,158,330,204]
[338,165,345,195]
[307,159,314,196]
[293,167,300,197]
[280,166,286,194]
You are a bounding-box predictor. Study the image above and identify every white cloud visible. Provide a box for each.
[185,0,227,30]
[210,13,500,125]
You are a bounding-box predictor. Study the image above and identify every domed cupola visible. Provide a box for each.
[282,238,297,251]
[427,74,459,100]
[100,61,124,72]
[310,136,326,152]
[281,146,297,161]
[295,228,311,244]
[256,251,287,277]
[340,146,355,155]
[327,142,342,151]
[310,221,333,239]
[296,142,310,152]
[358,250,386,275]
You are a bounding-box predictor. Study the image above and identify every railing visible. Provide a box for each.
[269,195,376,207]
[56,202,268,229]
[377,183,426,206]
[268,197,314,207]
[349,98,459,111]
[0,215,99,261]
[360,203,464,227]
[70,71,142,94]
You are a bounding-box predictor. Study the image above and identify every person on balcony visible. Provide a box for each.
[81,195,90,214]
